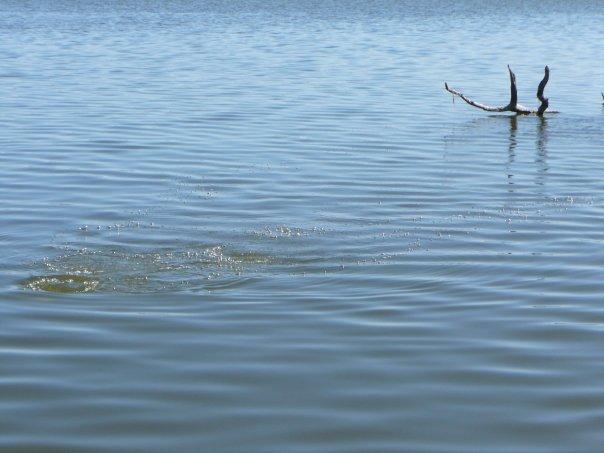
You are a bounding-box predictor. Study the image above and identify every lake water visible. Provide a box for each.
[1,1,604,451]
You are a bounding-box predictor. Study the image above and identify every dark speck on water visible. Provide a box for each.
[1,0,604,451]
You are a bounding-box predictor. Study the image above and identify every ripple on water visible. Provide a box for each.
[23,240,319,293]
[2,2,604,452]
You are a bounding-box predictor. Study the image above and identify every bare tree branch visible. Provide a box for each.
[444,82,510,112]
[536,65,550,116]
[507,66,534,114]
[507,65,518,110]
[444,65,556,115]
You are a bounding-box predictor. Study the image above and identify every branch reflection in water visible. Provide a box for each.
[535,116,548,188]
[506,115,549,192]
[506,115,517,191]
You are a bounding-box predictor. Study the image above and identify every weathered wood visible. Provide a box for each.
[444,83,509,112]
[508,66,518,111]
[445,66,556,115]
[536,66,550,116]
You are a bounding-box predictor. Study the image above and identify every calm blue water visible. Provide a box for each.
[1,1,604,451]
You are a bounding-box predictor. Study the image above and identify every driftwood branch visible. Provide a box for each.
[508,65,518,111]
[444,83,507,112]
[536,66,549,115]
[445,66,555,116]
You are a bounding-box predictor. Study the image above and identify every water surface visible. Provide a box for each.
[1,1,604,451]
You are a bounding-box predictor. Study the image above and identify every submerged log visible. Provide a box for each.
[445,66,556,116]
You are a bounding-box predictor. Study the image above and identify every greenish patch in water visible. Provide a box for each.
[22,274,100,293]
[24,224,358,294]
[24,244,290,294]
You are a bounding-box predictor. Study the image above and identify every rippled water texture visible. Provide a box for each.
[2,1,604,451]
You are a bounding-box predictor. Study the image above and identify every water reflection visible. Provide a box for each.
[535,116,548,188]
[506,114,549,192]
[506,115,517,191]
